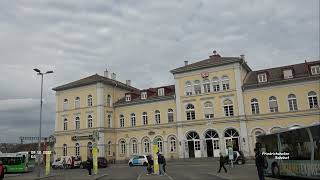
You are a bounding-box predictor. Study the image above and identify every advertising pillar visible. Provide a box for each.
[153,139,159,175]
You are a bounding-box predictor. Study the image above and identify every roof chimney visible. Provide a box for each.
[210,50,221,58]
[104,69,109,78]
[126,80,131,86]
[111,73,116,80]
[184,60,188,66]
[240,54,245,60]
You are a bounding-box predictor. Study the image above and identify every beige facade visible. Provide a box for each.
[53,53,320,161]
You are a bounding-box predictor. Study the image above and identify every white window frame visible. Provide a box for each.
[75,143,80,156]
[75,97,80,109]
[131,113,136,127]
[155,110,161,124]
[87,95,93,107]
[194,80,201,94]
[251,98,260,114]
[308,91,318,108]
[288,94,298,111]
[126,94,131,102]
[120,115,125,128]
[63,118,68,131]
[185,81,192,96]
[156,138,163,153]
[222,76,230,90]
[169,137,176,152]
[168,109,174,123]
[142,112,148,125]
[143,139,150,153]
[212,77,220,92]
[120,140,126,155]
[186,104,196,120]
[141,92,147,99]
[75,116,80,130]
[87,115,93,128]
[283,69,293,79]
[269,96,279,113]
[258,73,267,83]
[132,139,138,154]
[158,88,165,96]
[223,99,234,117]
[311,65,320,75]
[203,79,211,93]
[204,101,214,119]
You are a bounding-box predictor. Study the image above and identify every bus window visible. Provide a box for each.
[257,134,278,153]
[280,128,312,160]
[310,125,320,160]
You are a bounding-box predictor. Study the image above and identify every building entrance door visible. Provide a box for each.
[186,131,201,158]
[188,141,195,158]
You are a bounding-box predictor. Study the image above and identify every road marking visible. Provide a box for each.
[137,172,143,180]
[166,173,174,180]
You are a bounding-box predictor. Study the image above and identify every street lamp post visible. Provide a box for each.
[33,68,53,177]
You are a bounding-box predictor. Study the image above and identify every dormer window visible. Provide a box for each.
[311,65,320,75]
[125,94,131,102]
[258,73,267,83]
[283,69,293,79]
[158,88,165,96]
[141,92,147,99]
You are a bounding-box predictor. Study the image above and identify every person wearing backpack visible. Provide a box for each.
[157,152,165,176]
[255,148,266,180]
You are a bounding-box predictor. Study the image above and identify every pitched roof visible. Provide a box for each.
[170,55,251,74]
[52,74,139,91]
[114,85,175,107]
[243,60,320,89]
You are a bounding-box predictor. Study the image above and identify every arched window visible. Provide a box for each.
[75,117,80,129]
[186,131,200,140]
[185,81,192,96]
[155,110,161,124]
[288,94,298,111]
[63,144,67,156]
[204,101,214,119]
[221,76,230,90]
[269,96,278,112]
[87,95,93,107]
[203,79,211,93]
[131,113,136,127]
[87,115,93,128]
[131,139,138,154]
[142,112,148,125]
[194,80,201,94]
[107,114,112,128]
[308,91,318,108]
[168,109,174,123]
[63,99,68,110]
[205,130,219,150]
[120,114,125,127]
[143,138,150,153]
[107,94,112,107]
[155,137,163,153]
[75,97,80,109]
[169,136,176,152]
[223,99,234,117]
[212,77,220,92]
[251,98,260,114]
[120,140,126,155]
[63,118,68,131]
[75,143,80,156]
[224,129,239,137]
[270,127,281,133]
[107,141,112,156]
[186,104,196,120]
[224,128,240,151]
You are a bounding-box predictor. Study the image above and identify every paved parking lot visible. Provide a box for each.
[4,159,303,180]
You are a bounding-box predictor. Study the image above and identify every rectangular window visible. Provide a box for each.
[289,99,298,111]
[203,84,211,93]
[213,84,220,92]
[224,105,234,116]
[186,87,192,96]
[125,94,131,102]
[158,88,165,96]
[195,141,200,150]
[283,69,293,79]
[311,65,320,75]
[186,111,195,120]
[194,85,201,94]
[168,112,174,123]
[75,121,80,129]
[141,92,147,99]
[269,101,279,113]
[258,73,267,83]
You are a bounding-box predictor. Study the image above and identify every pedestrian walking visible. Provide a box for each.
[217,152,227,173]
[157,152,165,176]
[0,161,4,180]
[86,157,93,176]
[146,155,153,175]
[255,148,266,180]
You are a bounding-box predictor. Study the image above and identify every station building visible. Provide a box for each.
[53,51,320,161]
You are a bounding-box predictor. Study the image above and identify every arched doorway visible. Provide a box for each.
[205,130,220,157]
[186,131,201,158]
[224,128,240,152]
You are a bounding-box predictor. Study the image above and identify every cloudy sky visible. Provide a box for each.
[0,0,318,143]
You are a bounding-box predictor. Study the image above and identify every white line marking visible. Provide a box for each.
[137,172,143,180]
[166,173,174,180]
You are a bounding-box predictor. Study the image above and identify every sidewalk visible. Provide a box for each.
[208,165,277,180]
[5,171,108,180]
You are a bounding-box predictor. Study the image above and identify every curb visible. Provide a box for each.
[93,173,108,180]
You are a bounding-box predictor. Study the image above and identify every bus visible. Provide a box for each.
[0,152,33,173]
[256,124,320,179]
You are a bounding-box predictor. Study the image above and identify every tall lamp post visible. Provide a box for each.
[33,68,53,177]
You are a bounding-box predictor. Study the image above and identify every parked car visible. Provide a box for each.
[225,151,246,165]
[128,155,148,166]
[80,157,108,169]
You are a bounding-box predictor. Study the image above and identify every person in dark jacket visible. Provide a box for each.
[255,148,266,180]
[86,157,93,175]
[157,152,165,176]
[0,161,4,180]
[218,152,227,173]
[146,155,153,175]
